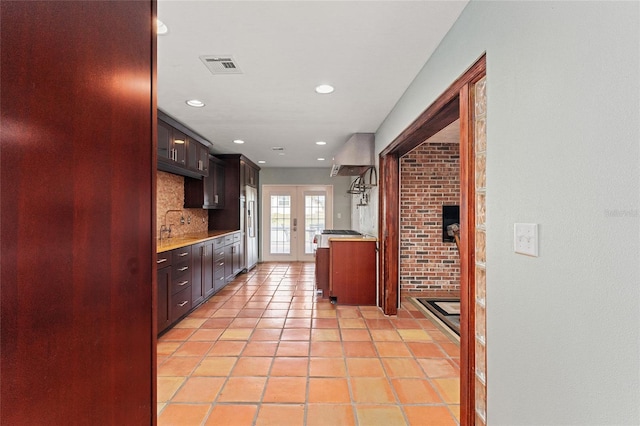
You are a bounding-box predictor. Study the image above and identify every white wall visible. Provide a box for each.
[373,1,640,424]
[260,167,352,229]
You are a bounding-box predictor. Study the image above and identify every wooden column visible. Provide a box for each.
[379,154,400,315]
[1,1,156,423]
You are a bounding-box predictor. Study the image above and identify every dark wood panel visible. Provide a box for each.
[315,248,330,298]
[379,154,400,315]
[1,1,154,423]
[330,240,377,306]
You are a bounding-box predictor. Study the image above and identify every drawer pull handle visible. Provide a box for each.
[178,301,188,307]
[177,280,188,286]
[156,258,168,264]
[219,262,224,266]
[178,266,189,272]
[178,252,189,257]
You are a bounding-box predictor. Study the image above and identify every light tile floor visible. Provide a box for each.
[157,262,460,425]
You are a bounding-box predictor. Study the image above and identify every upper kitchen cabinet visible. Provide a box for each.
[184,156,225,209]
[186,136,209,176]
[157,110,210,179]
[208,154,260,230]
[242,160,258,188]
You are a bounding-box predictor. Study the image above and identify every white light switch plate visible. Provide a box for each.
[514,223,538,256]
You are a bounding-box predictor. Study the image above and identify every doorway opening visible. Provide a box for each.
[261,185,333,262]
[378,55,486,424]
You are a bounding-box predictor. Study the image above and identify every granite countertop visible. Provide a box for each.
[157,230,238,253]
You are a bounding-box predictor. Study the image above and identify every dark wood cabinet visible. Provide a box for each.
[184,156,225,209]
[243,160,258,187]
[202,241,215,298]
[171,129,187,167]
[232,232,244,276]
[315,248,330,298]
[329,240,377,305]
[157,232,241,335]
[158,110,210,179]
[158,120,172,163]
[191,242,204,306]
[213,238,226,291]
[170,246,192,322]
[157,266,171,334]
[187,137,209,175]
[208,154,260,230]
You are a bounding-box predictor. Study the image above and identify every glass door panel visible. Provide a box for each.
[269,195,291,254]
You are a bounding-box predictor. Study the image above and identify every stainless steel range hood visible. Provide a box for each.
[330,133,374,177]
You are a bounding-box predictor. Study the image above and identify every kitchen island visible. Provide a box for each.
[329,237,378,306]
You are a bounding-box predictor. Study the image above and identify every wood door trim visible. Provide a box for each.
[378,54,486,425]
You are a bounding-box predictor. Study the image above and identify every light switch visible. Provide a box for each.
[514,223,538,257]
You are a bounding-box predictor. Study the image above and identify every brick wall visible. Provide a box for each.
[400,142,460,296]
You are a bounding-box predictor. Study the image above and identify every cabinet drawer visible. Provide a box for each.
[171,270,190,295]
[214,257,225,270]
[213,237,225,250]
[171,286,192,322]
[233,232,241,242]
[172,246,191,263]
[214,247,225,261]
[156,252,171,269]
[224,235,234,245]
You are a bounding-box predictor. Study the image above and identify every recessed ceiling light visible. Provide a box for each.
[317,158,325,161]
[315,84,334,94]
[156,19,168,35]
[186,99,205,108]
[315,141,327,145]
[258,160,266,164]
[233,139,245,144]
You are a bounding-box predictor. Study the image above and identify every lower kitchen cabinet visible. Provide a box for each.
[171,287,192,323]
[203,241,215,298]
[157,265,171,334]
[213,237,226,292]
[157,232,244,336]
[329,239,377,305]
[315,247,330,298]
[191,242,204,306]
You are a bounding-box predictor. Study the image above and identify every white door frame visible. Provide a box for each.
[261,185,333,262]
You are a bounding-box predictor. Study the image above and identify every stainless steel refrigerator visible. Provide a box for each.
[244,185,258,270]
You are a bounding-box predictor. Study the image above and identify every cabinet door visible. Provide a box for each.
[186,137,199,173]
[191,243,204,306]
[224,244,234,282]
[157,266,171,334]
[198,144,209,176]
[247,166,258,187]
[203,242,214,298]
[158,120,172,161]
[172,129,187,166]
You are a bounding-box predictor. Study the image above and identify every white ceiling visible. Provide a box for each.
[157,1,468,168]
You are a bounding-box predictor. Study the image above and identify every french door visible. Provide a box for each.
[262,185,333,262]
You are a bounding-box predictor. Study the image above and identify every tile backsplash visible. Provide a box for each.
[157,171,208,238]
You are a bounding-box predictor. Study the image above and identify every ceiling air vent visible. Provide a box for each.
[199,55,243,75]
